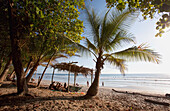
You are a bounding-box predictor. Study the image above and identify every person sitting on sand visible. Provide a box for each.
[76,83,79,86]
[54,82,62,91]
[64,82,67,88]
[49,82,55,90]
[31,78,35,83]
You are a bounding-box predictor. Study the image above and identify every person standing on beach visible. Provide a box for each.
[64,82,67,89]
[87,81,89,87]
[102,82,104,86]
[38,76,40,83]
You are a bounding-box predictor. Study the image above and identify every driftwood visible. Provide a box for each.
[112,89,169,99]
[145,99,169,106]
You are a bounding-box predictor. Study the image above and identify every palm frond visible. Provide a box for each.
[75,43,97,59]
[40,63,47,67]
[109,9,138,33]
[100,9,138,51]
[112,44,161,64]
[40,62,54,67]
[107,31,136,51]
[41,53,68,63]
[55,32,95,58]
[86,38,98,54]
[105,56,127,74]
[100,9,111,45]
[85,7,100,45]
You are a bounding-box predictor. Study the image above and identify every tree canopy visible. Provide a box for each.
[106,0,170,37]
[0,0,86,95]
[81,7,160,98]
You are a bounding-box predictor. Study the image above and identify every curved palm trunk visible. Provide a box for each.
[24,57,33,77]
[8,0,28,95]
[85,55,102,98]
[26,59,40,83]
[0,56,12,82]
[37,53,55,87]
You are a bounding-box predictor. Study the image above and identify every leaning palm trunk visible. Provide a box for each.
[37,53,55,87]
[24,57,33,77]
[0,56,12,82]
[26,59,40,83]
[84,56,102,98]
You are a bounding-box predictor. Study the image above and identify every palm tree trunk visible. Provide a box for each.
[26,59,40,83]
[51,68,55,84]
[91,70,93,85]
[0,55,12,82]
[74,72,77,87]
[84,55,102,98]
[24,57,33,77]
[37,53,55,87]
[8,0,28,95]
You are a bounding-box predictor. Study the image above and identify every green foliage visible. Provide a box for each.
[0,0,86,77]
[20,0,85,42]
[83,7,160,73]
[106,0,170,37]
[5,0,85,64]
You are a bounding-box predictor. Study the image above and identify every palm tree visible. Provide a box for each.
[81,8,161,98]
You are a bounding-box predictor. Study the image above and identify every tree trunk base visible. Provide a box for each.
[83,94,99,99]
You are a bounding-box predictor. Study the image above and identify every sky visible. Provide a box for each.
[37,0,170,75]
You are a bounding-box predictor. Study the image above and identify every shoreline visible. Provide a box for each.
[35,79,167,95]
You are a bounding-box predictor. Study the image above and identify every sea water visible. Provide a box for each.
[34,73,170,94]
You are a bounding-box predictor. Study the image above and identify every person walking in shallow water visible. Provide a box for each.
[87,81,89,87]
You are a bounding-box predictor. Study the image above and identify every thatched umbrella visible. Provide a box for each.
[51,62,93,91]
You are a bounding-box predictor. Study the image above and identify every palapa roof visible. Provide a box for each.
[51,62,93,76]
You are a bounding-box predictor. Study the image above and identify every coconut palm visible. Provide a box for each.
[81,8,161,98]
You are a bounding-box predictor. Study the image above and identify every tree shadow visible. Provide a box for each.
[0,93,86,107]
[0,83,16,88]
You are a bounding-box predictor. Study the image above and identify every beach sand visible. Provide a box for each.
[0,81,169,111]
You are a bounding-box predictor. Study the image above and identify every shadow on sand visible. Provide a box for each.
[0,92,86,107]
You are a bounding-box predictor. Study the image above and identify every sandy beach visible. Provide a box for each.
[0,81,170,111]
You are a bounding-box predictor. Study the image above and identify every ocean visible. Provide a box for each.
[34,73,170,94]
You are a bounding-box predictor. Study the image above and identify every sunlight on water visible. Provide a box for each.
[34,73,170,94]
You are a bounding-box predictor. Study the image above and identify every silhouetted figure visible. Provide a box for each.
[87,81,89,87]
[64,82,67,88]
[102,82,104,86]
[49,82,55,90]
[76,83,79,86]
[31,78,35,82]
[38,76,40,83]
